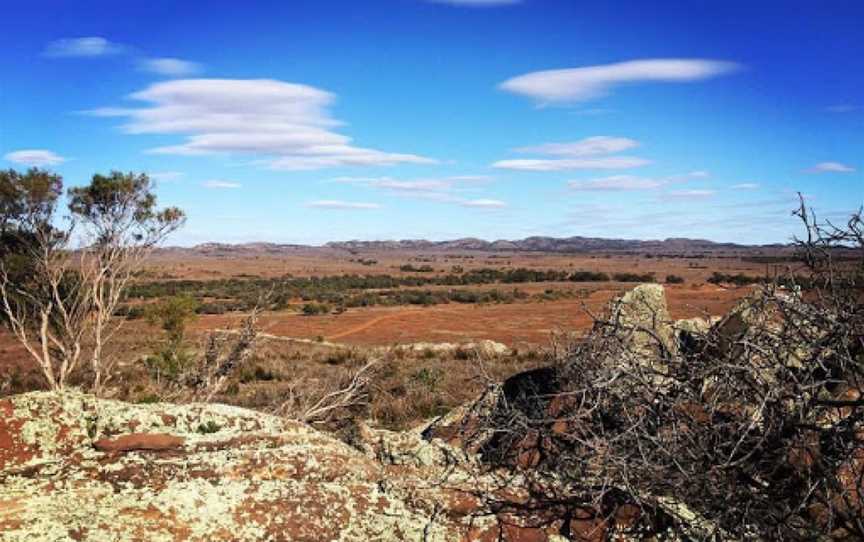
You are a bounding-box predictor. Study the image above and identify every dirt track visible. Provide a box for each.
[325,311,427,340]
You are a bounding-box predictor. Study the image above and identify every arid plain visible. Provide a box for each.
[1,246,780,373]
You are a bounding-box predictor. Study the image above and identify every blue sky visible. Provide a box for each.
[1,0,862,245]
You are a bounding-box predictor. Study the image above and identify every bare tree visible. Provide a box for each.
[0,223,91,390]
[68,171,184,392]
[0,169,183,392]
[0,169,91,390]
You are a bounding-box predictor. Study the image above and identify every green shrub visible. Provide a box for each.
[612,272,656,282]
[411,367,443,391]
[302,302,331,315]
[144,348,195,381]
[707,272,764,286]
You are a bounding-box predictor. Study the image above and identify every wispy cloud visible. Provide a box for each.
[336,175,504,207]
[500,58,740,104]
[494,156,650,171]
[569,175,664,191]
[809,161,855,173]
[334,175,487,194]
[3,149,66,166]
[306,200,381,210]
[496,135,650,171]
[568,171,712,192]
[666,189,717,200]
[45,37,202,78]
[43,37,124,57]
[88,79,436,170]
[666,170,710,182]
[515,136,639,156]
[459,199,508,208]
[370,179,454,192]
[202,180,242,189]
[140,57,203,77]
[732,183,760,190]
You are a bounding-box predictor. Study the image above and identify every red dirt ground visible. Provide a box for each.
[186,283,745,348]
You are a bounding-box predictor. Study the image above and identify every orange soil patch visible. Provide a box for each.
[188,283,744,348]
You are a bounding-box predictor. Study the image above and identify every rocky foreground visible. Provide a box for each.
[0,388,524,541]
[0,284,714,542]
[2,283,859,541]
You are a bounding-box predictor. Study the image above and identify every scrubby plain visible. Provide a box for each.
[2,246,772,429]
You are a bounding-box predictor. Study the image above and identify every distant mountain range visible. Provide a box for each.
[162,236,790,256]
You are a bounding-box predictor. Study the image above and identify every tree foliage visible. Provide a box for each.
[0,169,184,391]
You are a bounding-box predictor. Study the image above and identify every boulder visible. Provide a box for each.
[0,390,567,541]
[607,283,675,358]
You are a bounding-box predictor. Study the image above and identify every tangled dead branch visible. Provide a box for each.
[280,359,378,426]
[467,201,863,540]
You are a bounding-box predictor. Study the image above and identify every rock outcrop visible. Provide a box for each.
[0,390,571,541]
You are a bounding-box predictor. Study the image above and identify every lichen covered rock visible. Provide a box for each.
[0,390,565,541]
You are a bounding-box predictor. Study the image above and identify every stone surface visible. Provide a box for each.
[608,283,675,359]
[0,390,566,541]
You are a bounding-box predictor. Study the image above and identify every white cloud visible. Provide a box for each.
[459,199,507,208]
[337,175,503,207]
[447,174,494,182]
[328,176,383,184]
[89,79,436,170]
[43,36,124,57]
[493,156,650,171]
[568,171,712,192]
[498,136,650,171]
[337,175,486,194]
[569,175,664,191]
[202,180,241,189]
[306,200,381,210]
[428,0,520,5]
[370,179,454,192]
[732,183,759,190]
[515,136,639,157]
[667,170,710,182]
[666,189,717,199]
[149,171,185,182]
[140,57,203,77]
[810,161,855,173]
[500,58,740,104]
[3,149,66,167]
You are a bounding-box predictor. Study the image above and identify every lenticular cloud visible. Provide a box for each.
[89,79,435,170]
[500,58,740,103]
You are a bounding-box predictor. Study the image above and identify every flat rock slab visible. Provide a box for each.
[93,433,185,453]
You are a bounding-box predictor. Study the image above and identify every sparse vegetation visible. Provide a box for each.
[0,169,184,392]
[612,271,656,282]
[707,270,770,286]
